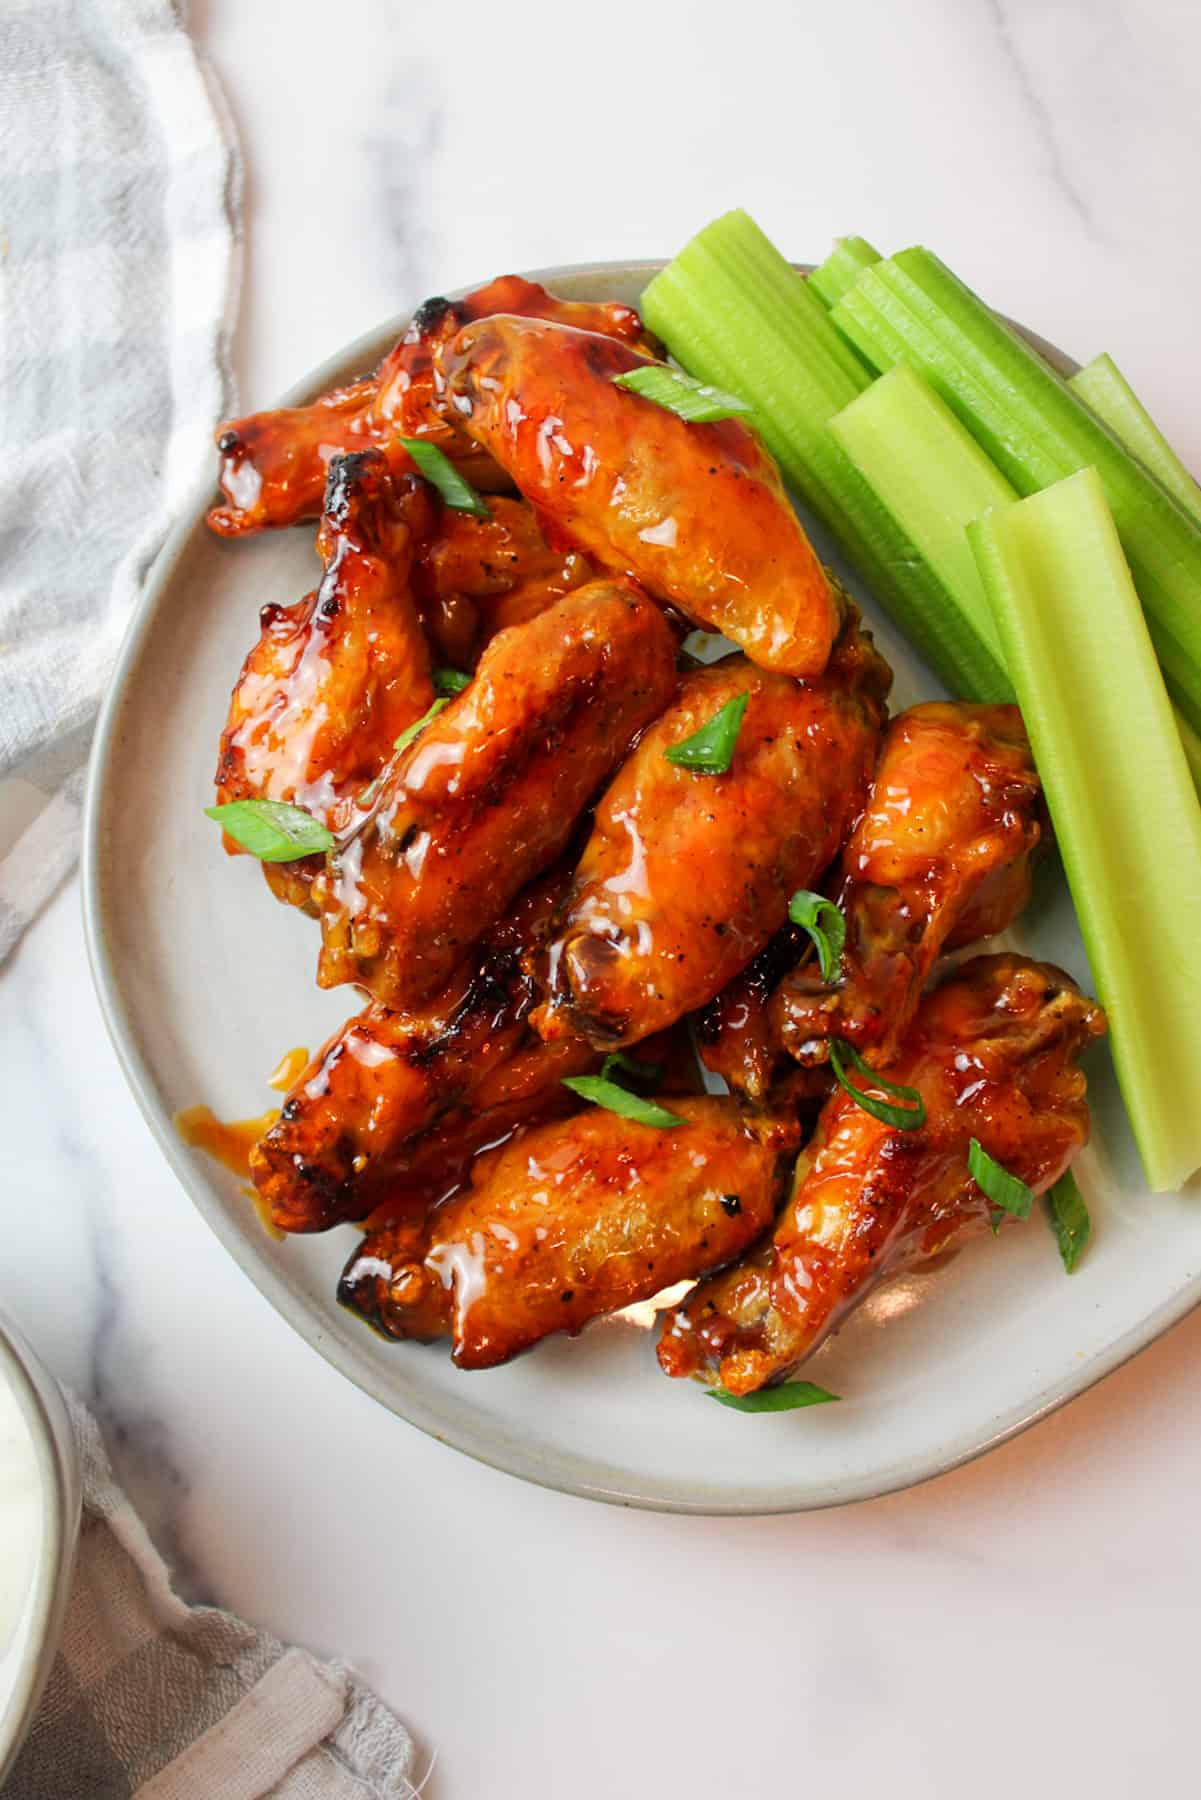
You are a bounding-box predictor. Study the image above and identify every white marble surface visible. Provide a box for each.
[6,0,1201,1792]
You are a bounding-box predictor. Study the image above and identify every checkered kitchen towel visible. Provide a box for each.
[4,1397,423,1799]
[0,0,237,962]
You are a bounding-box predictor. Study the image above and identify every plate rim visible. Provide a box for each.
[80,257,1201,1515]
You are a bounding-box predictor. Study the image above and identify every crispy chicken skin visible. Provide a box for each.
[694,926,805,1101]
[659,954,1105,1394]
[315,581,678,1008]
[771,703,1044,1070]
[533,618,891,1050]
[215,451,435,838]
[207,277,656,537]
[338,1097,797,1367]
[440,315,841,675]
[252,868,595,1233]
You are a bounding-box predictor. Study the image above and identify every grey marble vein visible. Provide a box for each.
[983,0,1100,238]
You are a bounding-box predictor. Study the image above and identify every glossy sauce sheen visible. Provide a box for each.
[338,1096,795,1368]
[660,955,1105,1394]
[534,620,891,1049]
[315,581,678,1008]
[441,315,840,675]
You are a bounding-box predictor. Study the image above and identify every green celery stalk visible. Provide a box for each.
[828,364,1015,701]
[1069,352,1201,533]
[807,236,882,310]
[640,212,1001,693]
[970,468,1201,1193]
[829,250,1201,736]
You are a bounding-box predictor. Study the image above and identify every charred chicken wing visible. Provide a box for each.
[772,703,1044,1070]
[339,1096,797,1367]
[659,954,1104,1394]
[440,315,841,675]
[316,581,678,1008]
[533,618,891,1050]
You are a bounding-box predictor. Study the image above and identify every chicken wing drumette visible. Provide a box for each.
[207,276,657,536]
[533,616,890,1050]
[659,954,1104,1395]
[339,1097,798,1367]
[440,315,841,675]
[316,581,678,1008]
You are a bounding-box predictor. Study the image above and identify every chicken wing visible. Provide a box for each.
[208,277,656,537]
[659,954,1104,1394]
[533,617,891,1050]
[771,704,1044,1071]
[215,450,435,837]
[339,1096,798,1367]
[315,581,678,1008]
[439,315,841,675]
[694,926,805,1101]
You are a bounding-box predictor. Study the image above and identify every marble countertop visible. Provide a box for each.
[5,0,1201,1792]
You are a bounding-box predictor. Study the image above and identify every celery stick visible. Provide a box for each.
[808,236,882,310]
[970,468,1201,1193]
[830,251,1201,735]
[1069,353,1201,532]
[829,364,1015,701]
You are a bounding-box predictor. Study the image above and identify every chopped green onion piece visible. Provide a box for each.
[1069,353,1201,532]
[613,363,752,423]
[433,667,470,696]
[787,890,846,982]
[399,438,490,517]
[664,691,749,774]
[968,1138,1034,1229]
[561,1075,681,1128]
[708,1381,840,1413]
[394,696,448,752]
[970,468,1201,1192]
[808,236,882,310]
[205,799,334,862]
[1044,1169,1091,1273]
[599,1050,664,1086]
[830,1039,926,1131]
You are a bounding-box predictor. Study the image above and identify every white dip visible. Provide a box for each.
[0,1364,43,1723]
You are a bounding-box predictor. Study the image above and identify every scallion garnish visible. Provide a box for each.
[433,667,471,696]
[613,364,752,423]
[561,1074,681,1129]
[600,1050,664,1086]
[205,799,334,863]
[664,692,749,775]
[399,438,490,517]
[788,890,846,982]
[829,1039,925,1131]
[394,696,448,752]
[708,1381,840,1413]
[968,1137,1034,1234]
[1044,1169,1091,1272]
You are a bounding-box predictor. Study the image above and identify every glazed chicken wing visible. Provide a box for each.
[660,954,1104,1395]
[771,703,1044,1070]
[533,617,890,1050]
[339,1097,797,1367]
[208,277,657,537]
[215,450,435,839]
[440,315,841,675]
[315,581,678,1008]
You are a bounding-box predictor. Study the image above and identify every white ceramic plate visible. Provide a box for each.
[83,261,1199,1514]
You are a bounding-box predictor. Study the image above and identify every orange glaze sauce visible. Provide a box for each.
[175,1047,309,1243]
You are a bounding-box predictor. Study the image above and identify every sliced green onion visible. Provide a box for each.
[600,1050,664,1086]
[394,696,448,752]
[709,1381,840,1413]
[433,667,471,696]
[787,890,846,982]
[970,468,1201,1192]
[968,1137,1034,1234]
[399,438,490,517]
[829,1039,926,1131]
[1044,1169,1091,1273]
[664,692,749,774]
[807,236,882,310]
[1069,353,1201,532]
[561,1076,681,1128]
[205,799,334,862]
[613,363,752,423]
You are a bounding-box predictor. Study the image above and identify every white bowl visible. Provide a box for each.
[0,1314,81,1786]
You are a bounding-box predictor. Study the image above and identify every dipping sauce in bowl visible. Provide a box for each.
[0,1369,44,1723]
